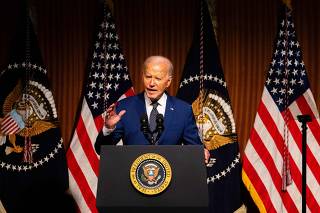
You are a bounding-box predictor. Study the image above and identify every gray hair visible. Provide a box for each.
[143,56,173,77]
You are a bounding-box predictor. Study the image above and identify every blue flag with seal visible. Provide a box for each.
[0,7,70,212]
[177,0,243,212]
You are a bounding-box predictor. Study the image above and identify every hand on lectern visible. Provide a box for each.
[204,148,210,164]
[104,103,126,129]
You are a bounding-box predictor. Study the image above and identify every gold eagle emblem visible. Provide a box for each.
[192,90,237,150]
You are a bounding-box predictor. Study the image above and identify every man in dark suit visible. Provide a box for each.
[95,56,209,162]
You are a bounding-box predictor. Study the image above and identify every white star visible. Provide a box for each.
[115,73,121,81]
[113,44,119,50]
[266,78,271,85]
[298,78,304,85]
[100,73,105,80]
[95,92,101,99]
[269,68,274,75]
[87,89,94,100]
[183,79,188,84]
[271,87,277,94]
[49,153,54,158]
[108,73,114,80]
[111,54,117,60]
[114,83,119,90]
[96,63,101,69]
[93,72,99,79]
[91,102,98,109]
[288,88,294,95]
[290,78,296,85]
[274,78,280,85]
[89,81,96,89]
[123,74,129,80]
[44,157,49,162]
[106,83,112,90]
[99,83,103,90]
[116,63,123,70]
[281,78,288,85]
[276,98,283,105]
[279,88,285,95]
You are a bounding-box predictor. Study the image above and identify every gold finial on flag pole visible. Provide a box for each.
[282,0,292,9]
[106,0,114,14]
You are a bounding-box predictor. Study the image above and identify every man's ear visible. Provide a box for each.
[166,76,172,88]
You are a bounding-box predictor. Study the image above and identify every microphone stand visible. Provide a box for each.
[297,114,311,213]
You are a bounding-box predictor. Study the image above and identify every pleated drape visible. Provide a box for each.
[0,0,319,154]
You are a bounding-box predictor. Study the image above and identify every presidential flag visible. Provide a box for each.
[242,3,320,212]
[66,3,134,212]
[0,9,68,212]
[177,0,242,212]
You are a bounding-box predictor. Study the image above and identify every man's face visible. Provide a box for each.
[143,63,172,101]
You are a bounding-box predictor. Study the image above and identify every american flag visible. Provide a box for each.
[177,1,242,212]
[0,109,25,135]
[66,4,134,212]
[242,4,320,212]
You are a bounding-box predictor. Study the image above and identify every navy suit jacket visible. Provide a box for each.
[95,92,202,154]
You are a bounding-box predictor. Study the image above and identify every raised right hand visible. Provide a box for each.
[104,103,126,129]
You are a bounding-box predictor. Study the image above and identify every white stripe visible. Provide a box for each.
[262,88,320,208]
[245,139,287,212]
[289,99,320,167]
[70,131,98,199]
[288,102,320,206]
[81,100,99,148]
[68,169,91,213]
[254,113,301,211]
[303,89,320,118]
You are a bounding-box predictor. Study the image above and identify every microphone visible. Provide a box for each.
[140,114,152,144]
[155,114,164,142]
[156,114,164,133]
[140,113,149,135]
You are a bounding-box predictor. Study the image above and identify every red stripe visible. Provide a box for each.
[1,118,15,129]
[124,87,135,97]
[292,98,320,184]
[284,109,320,211]
[2,121,19,134]
[76,116,99,176]
[2,114,11,123]
[260,101,320,210]
[258,100,320,210]
[295,95,320,146]
[250,127,298,212]
[242,154,277,213]
[66,150,98,213]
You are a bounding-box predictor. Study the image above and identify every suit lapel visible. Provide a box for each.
[135,92,147,117]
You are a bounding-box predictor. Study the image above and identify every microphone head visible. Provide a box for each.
[156,113,164,124]
[140,113,148,124]
[156,114,164,132]
[140,113,149,133]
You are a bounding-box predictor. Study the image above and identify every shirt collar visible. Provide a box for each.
[144,92,167,106]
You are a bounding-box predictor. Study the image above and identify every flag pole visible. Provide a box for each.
[297,114,311,213]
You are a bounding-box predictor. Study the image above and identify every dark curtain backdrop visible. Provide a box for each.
[0,0,319,155]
